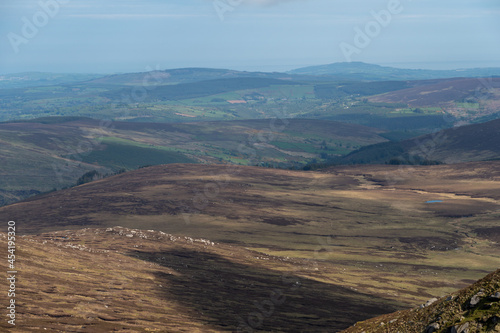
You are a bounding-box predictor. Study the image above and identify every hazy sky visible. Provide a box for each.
[1,0,499,74]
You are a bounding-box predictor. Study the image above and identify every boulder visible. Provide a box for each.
[469,292,484,308]
[449,322,469,333]
[423,298,439,307]
[460,322,469,333]
[489,291,500,301]
[426,322,440,333]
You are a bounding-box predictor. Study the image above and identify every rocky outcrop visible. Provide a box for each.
[341,269,500,333]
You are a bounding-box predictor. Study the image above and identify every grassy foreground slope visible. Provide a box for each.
[0,227,404,332]
[2,162,500,312]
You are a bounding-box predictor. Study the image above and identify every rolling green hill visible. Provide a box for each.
[314,80,414,99]
[101,77,306,101]
[85,67,327,86]
[0,85,449,130]
[2,69,498,131]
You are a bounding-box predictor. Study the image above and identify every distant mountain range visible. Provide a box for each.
[3,62,500,90]
[288,62,500,81]
[86,67,331,86]
[0,72,103,89]
[0,68,326,90]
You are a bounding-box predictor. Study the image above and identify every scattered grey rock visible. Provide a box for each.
[426,322,440,333]
[448,322,470,333]
[423,298,439,307]
[446,295,454,301]
[489,291,500,301]
[457,322,469,333]
[469,292,484,308]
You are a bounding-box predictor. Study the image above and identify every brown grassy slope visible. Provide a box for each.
[1,162,499,312]
[406,118,500,163]
[339,118,500,164]
[341,268,500,333]
[0,227,404,332]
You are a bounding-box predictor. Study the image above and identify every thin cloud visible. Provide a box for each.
[400,11,500,21]
[207,0,307,7]
[67,13,208,19]
[246,0,304,4]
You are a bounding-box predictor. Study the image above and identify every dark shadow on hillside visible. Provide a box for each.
[127,249,406,332]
